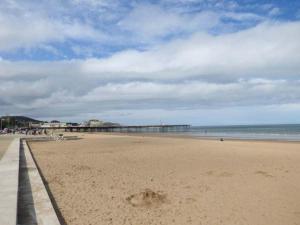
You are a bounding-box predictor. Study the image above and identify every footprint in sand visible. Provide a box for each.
[198,184,211,192]
[72,165,91,171]
[126,189,167,207]
[205,170,233,177]
[255,170,274,178]
[218,172,233,177]
[185,197,197,203]
[206,170,214,176]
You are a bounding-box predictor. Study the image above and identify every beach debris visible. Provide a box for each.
[126,189,167,207]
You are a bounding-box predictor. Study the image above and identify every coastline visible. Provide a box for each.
[71,131,300,143]
[28,133,300,225]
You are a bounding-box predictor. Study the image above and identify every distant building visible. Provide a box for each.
[79,121,89,127]
[29,122,42,128]
[102,122,120,127]
[40,123,50,128]
[87,119,104,127]
[41,121,67,128]
[66,122,79,127]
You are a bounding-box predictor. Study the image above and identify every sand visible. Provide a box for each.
[0,136,14,159]
[28,133,300,225]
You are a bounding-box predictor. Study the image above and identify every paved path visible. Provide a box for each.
[18,140,60,225]
[0,136,15,160]
[0,138,20,225]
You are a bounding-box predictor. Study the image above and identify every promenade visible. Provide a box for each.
[0,137,20,225]
[0,136,15,159]
[0,135,60,225]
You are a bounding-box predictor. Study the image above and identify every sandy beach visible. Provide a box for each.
[28,133,300,225]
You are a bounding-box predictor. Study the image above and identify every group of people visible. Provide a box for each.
[0,128,48,135]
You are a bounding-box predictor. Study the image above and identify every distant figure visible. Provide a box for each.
[220,138,224,141]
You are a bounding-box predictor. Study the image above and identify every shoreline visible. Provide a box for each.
[71,131,300,144]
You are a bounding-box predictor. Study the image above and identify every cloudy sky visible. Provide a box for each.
[0,0,300,125]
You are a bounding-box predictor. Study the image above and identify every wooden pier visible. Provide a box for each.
[46,124,190,133]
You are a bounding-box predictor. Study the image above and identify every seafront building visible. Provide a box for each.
[87,119,104,127]
[0,115,120,131]
[30,119,107,128]
[29,121,67,128]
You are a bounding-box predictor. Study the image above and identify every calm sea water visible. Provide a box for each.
[185,124,300,141]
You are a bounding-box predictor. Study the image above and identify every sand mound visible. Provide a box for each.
[126,189,167,207]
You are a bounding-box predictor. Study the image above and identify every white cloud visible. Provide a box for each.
[1,20,300,120]
[0,0,281,54]
[2,77,300,123]
[118,4,220,40]
[81,21,300,80]
[0,1,300,123]
[80,79,300,106]
[0,12,105,51]
[224,12,264,21]
[268,7,281,16]
[1,20,300,81]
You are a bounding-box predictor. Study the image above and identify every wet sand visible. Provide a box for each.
[0,136,14,159]
[29,133,300,225]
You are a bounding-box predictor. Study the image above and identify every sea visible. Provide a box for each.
[184,124,300,141]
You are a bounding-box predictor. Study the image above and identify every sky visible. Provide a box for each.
[0,0,300,125]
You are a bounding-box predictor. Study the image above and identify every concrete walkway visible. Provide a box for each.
[18,140,60,225]
[0,138,20,225]
[0,136,15,160]
[0,137,61,225]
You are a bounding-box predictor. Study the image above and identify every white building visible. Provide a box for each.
[87,119,103,127]
[41,121,67,128]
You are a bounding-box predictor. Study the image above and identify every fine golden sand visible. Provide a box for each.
[28,133,300,225]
